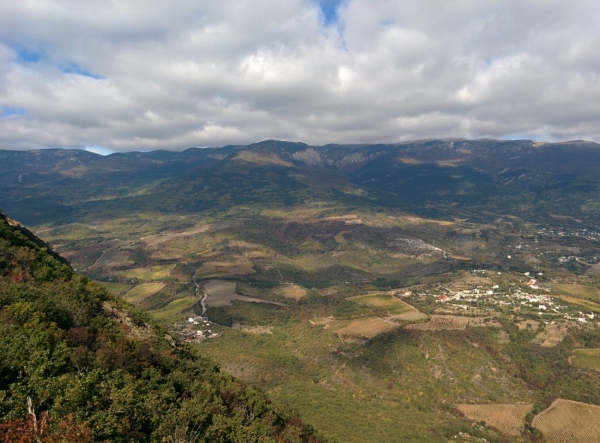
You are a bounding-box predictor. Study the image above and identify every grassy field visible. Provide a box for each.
[456,403,532,436]
[123,282,166,304]
[95,281,133,296]
[271,382,475,443]
[333,317,400,338]
[571,349,600,370]
[117,264,174,280]
[554,295,600,314]
[532,399,600,443]
[148,296,197,320]
[553,284,600,303]
[348,293,413,315]
[195,261,255,278]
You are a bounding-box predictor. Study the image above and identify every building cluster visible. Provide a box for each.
[412,271,598,325]
[172,316,218,342]
[537,227,600,242]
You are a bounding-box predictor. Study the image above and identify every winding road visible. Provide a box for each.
[195,282,208,315]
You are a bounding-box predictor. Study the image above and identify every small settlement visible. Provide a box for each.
[410,270,598,326]
[175,315,219,342]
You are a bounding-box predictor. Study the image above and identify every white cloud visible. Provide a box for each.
[0,0,599,150]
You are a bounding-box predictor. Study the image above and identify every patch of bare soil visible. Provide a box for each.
[274,285,307,299]
[334,230,353,245]
[316,214,363,225]
[309,317,334,327]
[534,323,569,347]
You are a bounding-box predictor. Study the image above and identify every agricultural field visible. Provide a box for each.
[274,284,307,299]
[116,264,174,280]
[553,284,600,303]
[194,260,255,278]
[95,281,133,296]
[555,294,600,314]
[123,282,166,304]
[203,280,285,308]
[456,403,533,436]
[148,296,197,320]
[333,317,400,338]
[348,293,413,315]
[571,349,600,370]
[532,399,600,443]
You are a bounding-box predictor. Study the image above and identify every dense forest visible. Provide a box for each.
[0,210,326,443]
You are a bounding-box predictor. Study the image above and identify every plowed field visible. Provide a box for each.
[532,399,600,443]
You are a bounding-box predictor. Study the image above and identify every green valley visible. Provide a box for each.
[2,139,600,442]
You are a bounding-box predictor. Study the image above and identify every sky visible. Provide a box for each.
[1,0,599,152]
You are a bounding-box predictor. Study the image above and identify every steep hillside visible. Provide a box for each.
[0,210,326,442]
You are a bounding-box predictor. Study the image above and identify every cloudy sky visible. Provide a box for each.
[1,0,599,152]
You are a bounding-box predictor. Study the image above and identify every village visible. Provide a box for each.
[409,270,598,326]
[171,315,220,343]
[537,226,600,242]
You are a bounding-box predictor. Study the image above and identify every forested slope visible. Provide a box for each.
[0,210,325,443]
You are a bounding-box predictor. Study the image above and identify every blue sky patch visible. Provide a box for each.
[501,133,546,141]
[85,145,113,156]
[60,62,103,79]
[1,106,26,118]
[17,49,42,63]
[318,0,343,26]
